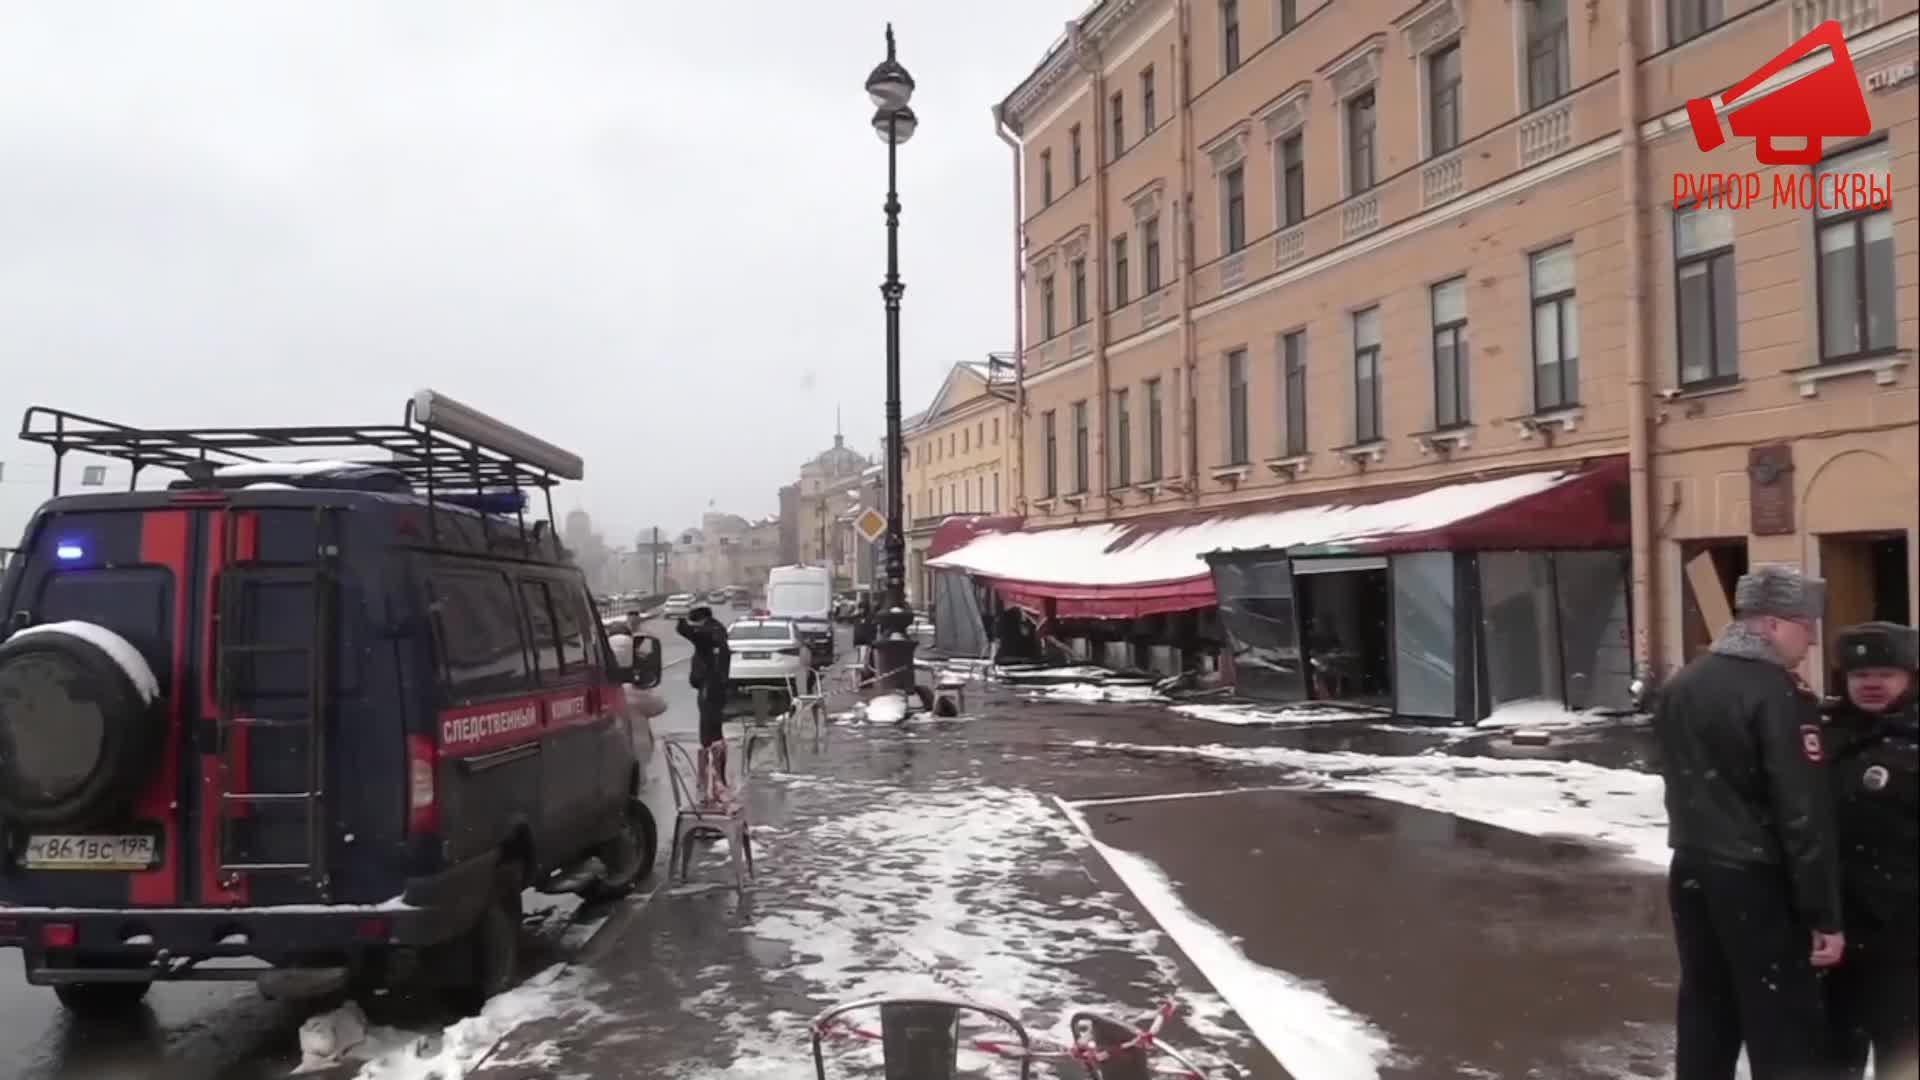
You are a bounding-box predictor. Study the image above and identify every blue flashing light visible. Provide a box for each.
[55,543,85,561]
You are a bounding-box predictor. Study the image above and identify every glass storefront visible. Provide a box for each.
[1209,555,1305,701]
[1391,551,1458,718]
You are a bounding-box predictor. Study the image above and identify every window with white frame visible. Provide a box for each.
[1112,235,1131,308]
[1530,242,1580,410]
[1353,307,1383,443]
[1141,67,1157,131]
[1070,125,1084,184]
[1110,91,1126,157]
[1071,400,1090,493]
[1040,149,1054,203]
[1222,163,1248,253]
[1221,0,1241,74]
[1145,377,1165,480]
[1041,274,1057,338]
[1427,42,1462,156]
[1042,410,1058,497]
[1281,330,1307,456]
[1113,387,1132,485]
[1815,141,1897,363]
[1277,132,1306,226]
[1225,348,1250,464]
[1431,277,1470,427]
[1674,204,1738,385]
[1143,216,1163,291]
[1346,90,1377,193]
[1668,0,1722,46]
[1277,0,1298,34]
[1526,0,1569,109]
[1071,257,1089,325]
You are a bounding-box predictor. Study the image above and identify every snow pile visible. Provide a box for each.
[1026,681,1167,704]
[864,692,908,724]
[993,663,1113,682]
[215,458,370,477]
[1058,799,1400,1080]
[693,776,1249,1076]
[1076,740,1669,868]
[930,468,1575,587]
[7,621,162,704]
[1173,702,1388,727]
[295,965,604,1079]
[1474,697,1639,731]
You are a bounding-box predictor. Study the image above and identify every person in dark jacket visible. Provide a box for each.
[1653,563,1844,1079]
[675,606,732,792]
[1823,621,1919,1079]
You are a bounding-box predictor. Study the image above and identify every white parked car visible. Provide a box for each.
[662,593,695,619]
[726,618,813,710]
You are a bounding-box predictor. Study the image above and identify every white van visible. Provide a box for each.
[765,564,835,668]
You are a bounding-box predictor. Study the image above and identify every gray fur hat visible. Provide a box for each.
[1732,563,1825,622]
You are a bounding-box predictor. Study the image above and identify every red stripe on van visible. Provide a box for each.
[198,512,252,905]
[130,510,191,906]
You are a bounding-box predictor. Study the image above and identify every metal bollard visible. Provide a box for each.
[879,1002,960,1080]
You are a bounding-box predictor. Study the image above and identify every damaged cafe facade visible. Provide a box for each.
[927,458,1636,724]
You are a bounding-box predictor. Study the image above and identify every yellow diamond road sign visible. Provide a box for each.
[854,508,887,544]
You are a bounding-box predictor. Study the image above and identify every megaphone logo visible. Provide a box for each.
[1685,19,1872,166]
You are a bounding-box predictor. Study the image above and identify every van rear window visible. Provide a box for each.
[36,569,174,686]
[427,569,532,700]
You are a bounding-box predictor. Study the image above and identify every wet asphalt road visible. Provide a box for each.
[0,617,707,1080]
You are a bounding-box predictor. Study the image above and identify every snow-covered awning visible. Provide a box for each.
[928,458,1627,618]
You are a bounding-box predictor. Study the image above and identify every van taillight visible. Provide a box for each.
[406,734,439,834]
[776,647,800,657]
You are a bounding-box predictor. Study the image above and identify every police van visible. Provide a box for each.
[0,391,662,1014]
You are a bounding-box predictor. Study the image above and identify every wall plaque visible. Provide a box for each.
[1747,442,1796,536]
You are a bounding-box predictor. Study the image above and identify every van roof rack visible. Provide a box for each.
[18,391,584,558]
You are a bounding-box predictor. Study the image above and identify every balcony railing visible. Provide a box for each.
[1421,153,1465,207]
[1518,103,1572,167]
[1275,225,1306,268]
[1069,325,1092,358]
[1219,251,1247,292]
[1793,0,1878,37]
[1341,193,1380,241]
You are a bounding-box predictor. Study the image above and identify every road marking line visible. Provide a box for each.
[1066,784,1302,809]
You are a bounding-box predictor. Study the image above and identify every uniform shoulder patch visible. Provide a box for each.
[1800,724,1825,764]
[1862,764,1890,791]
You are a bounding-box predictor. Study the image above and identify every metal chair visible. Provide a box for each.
[790,670,829,739]
[1069,1007,1222,1080]
[811,994,1032,1080]
[663,740,752,890]
[741,686,791,775]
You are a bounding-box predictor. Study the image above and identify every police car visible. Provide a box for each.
[0,391,663,1015]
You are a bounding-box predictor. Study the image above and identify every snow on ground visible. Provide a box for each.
[679,776,1251,1077]
[1058,798,1401,1080]
[1474,696,1642,731]
[993,663,1114,681]
[1077,740,1668,868]
[1025,681,1167,704]
[1172,701,1391,727]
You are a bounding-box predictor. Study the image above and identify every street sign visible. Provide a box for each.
[854,507,887,544]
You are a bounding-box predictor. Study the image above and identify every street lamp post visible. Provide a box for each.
[867,24,919,695]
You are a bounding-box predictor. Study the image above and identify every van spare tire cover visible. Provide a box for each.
[0,622,162,828]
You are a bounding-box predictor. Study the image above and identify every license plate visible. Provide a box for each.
[22,834,158,872]
[740,651,770,660]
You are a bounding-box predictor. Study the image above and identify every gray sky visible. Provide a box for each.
[0,0,1078,546]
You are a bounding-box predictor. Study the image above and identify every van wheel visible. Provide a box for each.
[53,981,151,1016]
[444,865,522,1013]
[583,800,656,902]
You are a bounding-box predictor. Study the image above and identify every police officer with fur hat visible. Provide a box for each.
[1654,562,1844,1078]
[1822,620,1918,1078]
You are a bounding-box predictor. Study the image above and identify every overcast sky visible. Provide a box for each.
[0,0,1079,546]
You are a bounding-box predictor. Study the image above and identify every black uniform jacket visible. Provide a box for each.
[1825,695,1919,932]
[1654,650,1844,932]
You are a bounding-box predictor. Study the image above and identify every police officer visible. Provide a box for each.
[1823,621,1918,1078]
[675,605,732,794]
[1653,563,1844,1079]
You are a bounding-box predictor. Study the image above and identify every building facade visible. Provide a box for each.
[903,360,1018,604]
[989,0,1916,702]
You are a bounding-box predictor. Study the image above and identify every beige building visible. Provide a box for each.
[903,359,1018,604]
[987,0,1916,700]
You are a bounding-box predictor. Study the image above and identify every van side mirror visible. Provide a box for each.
[629,634,663,689]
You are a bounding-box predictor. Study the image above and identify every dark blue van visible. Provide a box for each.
[0,392,661,1014]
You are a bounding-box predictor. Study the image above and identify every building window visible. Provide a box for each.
[1353,307,1383,444]
[1816,141,1896,363]
[1143,216,1163,291]
[1113,235,1130,307]
[1225,348,1250,464]
[1071,257,1089,325]
[1141,67,1157,131]
[1041,274,1057,339]
[992,416,1000,444]
[1282,331,1307,457]
[1431,277,1470,428]
[1668,0,1722,45]
[962,427,969,453]
[1278,0,1298,33]
[1674,204,1738,385]
[1530,242,1580,410]
[1070,125,1084,184]
[993,472,1000,511]
[1042,410,1058,498]
[1526,0,1570,110]
[1277,132,1305,227]
[1111,91,1126,155]
[1222,163,1247,253]
[1346,90,1377,194]
[1113,387,1132,486]
[1040,149,1053,204]
[1145,377,1165,481]
[1071,400,1090,493]
[1427,42,1461,156]
[1221,0,1241,73]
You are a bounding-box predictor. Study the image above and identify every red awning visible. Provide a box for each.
[986,573,1214,621]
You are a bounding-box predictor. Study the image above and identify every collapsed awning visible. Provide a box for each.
[928,458,1627,619]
